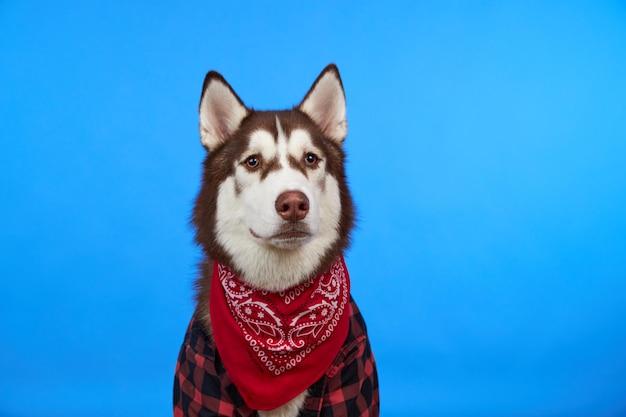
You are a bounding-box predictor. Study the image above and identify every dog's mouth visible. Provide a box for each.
[272,230,310,240]
[250,225,312,249]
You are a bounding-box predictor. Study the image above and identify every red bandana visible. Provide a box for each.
[210,256,351,411]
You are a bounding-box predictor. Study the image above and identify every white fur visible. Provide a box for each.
[199,78,248,150]
[258,391,308,417]
[299,70,347,143]
[249,129,278,161]
[215,123,342,291]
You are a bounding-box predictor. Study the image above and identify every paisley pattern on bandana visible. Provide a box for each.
[217,258,349,375]
[209,256,351,411]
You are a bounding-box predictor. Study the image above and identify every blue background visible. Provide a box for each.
[2,1,626,416]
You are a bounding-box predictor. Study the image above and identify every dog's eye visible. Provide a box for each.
[304,153,319,166]
[244,155,261,169]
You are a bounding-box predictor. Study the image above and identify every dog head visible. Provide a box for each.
[193,65,355,291]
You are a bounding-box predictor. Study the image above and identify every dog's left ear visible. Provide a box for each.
[299,64,347,143]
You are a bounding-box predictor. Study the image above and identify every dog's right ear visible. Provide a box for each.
[199,71,249,151]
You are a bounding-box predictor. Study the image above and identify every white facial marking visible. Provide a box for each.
[275,118,289,169]
[288,129,322,164]
[214,118,342,291]
[248,129,277,161]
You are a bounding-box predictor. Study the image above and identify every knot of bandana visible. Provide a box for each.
[210,256,351,411]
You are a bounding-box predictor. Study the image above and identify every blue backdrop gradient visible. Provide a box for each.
[1,1,626,416]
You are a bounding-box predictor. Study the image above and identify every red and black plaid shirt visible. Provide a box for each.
[174,297,379,416]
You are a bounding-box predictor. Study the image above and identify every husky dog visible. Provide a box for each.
[174,65,379,417]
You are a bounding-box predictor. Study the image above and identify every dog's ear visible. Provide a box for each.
[199,71,249,151]
[299,64,347,143]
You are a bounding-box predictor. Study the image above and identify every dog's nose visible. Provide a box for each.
[275,191,309,221]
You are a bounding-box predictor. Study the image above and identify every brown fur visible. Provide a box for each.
[192,109,355,337]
